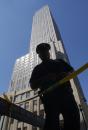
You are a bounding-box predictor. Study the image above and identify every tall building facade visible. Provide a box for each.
[0,5,88,130]
[9,54,30,92]
[29,5,69,74]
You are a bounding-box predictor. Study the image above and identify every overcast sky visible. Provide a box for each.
[0,0,88,101]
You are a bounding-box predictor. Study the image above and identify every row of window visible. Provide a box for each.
[15,97,42,111]
[11,76,30,92]
[17,126,43,130]
[13,67,30,74]
[14,91,30,102]
[17,126,27,130]
[19,102,29,110]
[15,62,30,71]
[16,55,29,61]
[16,60,29,65]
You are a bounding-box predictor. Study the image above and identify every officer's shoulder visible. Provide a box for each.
[54,59,65,63]
[33,64,40,70]
[33,63,42,71]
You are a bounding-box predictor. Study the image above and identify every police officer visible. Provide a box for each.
[30,43,80,130]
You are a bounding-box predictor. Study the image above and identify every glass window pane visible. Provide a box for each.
[25,102,29,110]
[17,128,21,130]
[23,127,27,130]
[26,92,30,98]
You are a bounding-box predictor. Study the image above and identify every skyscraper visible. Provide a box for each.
[0,5,88,130]
[29,5,69,73]
[9,54,30,92]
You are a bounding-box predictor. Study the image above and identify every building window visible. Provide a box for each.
[33,100,37,111]
[33,100,37,106]
[34,90,38,95]
[20,103,24,108]
[14,95,21,102]
[17,128,21,130]
[23,127,27,130]
[10,118,14,124]
[40,110,44,118]
[14,96,17,102]
[39,99,42,105]
[26,91,30,98]
[25,102,29,110]
[21,93,26,100]
[18,120,21,124]
[33,111,37,115]
[32,126,37,130]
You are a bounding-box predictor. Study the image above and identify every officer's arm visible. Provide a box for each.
[29,67,41,90]
[29,66,49,89]
[30,77,43,90]
[60,59,74,73]
[30,74,53,90]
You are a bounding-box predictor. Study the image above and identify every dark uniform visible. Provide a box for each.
[30,54,80,130]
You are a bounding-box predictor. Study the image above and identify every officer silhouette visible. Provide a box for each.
[30,43,80,130]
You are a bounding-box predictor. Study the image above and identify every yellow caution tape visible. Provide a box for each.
[42,63,88,94]
[59,63,88,84]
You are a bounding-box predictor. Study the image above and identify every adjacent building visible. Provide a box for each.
[0,5,88,130]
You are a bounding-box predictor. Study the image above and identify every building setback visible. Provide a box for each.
[0,5,88,130]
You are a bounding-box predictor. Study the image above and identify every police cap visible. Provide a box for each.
[36,43,51,54]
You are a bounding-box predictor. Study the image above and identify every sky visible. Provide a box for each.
[0,0,88,101]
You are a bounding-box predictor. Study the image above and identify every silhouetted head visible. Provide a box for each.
[36,43,51,62]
